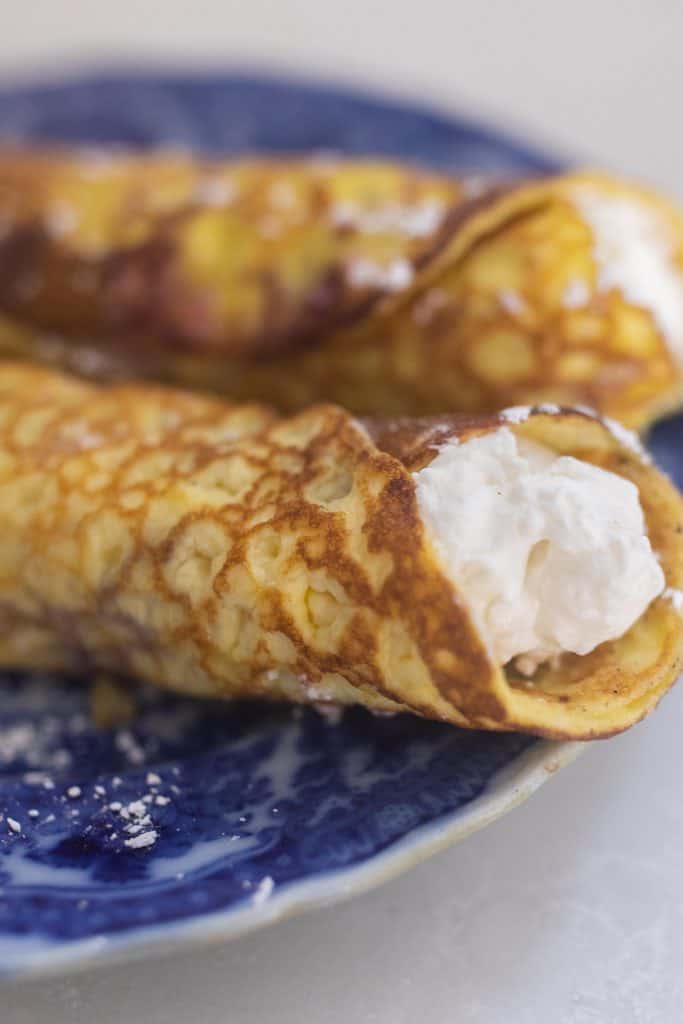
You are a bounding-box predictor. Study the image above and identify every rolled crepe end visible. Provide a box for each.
[403,405,683,739]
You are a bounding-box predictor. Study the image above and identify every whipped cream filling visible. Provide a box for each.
[415,427,665,673]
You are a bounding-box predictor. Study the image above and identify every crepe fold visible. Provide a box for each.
[0,362,681,739]
[0,151,682,430]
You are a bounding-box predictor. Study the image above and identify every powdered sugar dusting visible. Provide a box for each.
[499,289,526,315]
[500,403,651,464]
[331,199,446,237]
[663,587,683,612]
[268,181,297,210]
[45,202,79,238]
[500,406,533,424]
[347,258,414,292]
[600,414,651,463]
[124,830,158,850]
[0,707,88,769]
[536,403,562,415]
[58,420,106,451]
[562,279,590,309]
[75,147,119,180]
[251,875,274,905]
[312,703,343,724]
[573,187,683,364]
[571,403,601,418]
[413,288,449,325]
[194,177,236,207]
[462,175,492,198]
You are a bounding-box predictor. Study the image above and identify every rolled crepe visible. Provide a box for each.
[0,150,682,429]
[0,362,681,739]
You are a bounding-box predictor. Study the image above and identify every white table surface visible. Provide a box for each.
[4,3,683,1021]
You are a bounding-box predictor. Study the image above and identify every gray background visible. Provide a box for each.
[5,2,683,1021]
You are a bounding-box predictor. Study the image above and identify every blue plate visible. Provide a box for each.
[0,71,674,981]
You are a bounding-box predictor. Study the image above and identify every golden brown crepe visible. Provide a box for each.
[0,362,681,739]
[0,150,681,430]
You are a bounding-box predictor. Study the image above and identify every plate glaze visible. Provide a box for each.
[0,71,670,980]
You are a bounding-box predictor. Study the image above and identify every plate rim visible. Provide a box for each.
[2,738,583,981]
[0,64,567,173]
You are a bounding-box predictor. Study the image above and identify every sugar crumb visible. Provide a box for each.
[251,876,274,905]
[195,178,236,207]
[127,800,147,818]
[46,202,79,238]
[562,279,590,309]
[499,289,525,315]
[124,830,158,850]
[663,587,683,612]
[347,257,414,292]
[500,406,532,424]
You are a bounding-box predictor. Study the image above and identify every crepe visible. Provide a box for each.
[0,150,682,430]
[0,362,681,739]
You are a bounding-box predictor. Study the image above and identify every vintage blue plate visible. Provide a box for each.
[0,71,675,981]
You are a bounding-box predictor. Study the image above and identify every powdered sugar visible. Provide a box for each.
[126,799,148,819]
[115,730,145,765]
[600,414,652,463]
[500,406,533,424]
[124,830,158,850]
[499,289,526,315]
[502,402,651,464]
[251,875,274,905]
[462,175,492,199]
[331,199,446,237]
[45,202,79,238]
[268,181,297,209]
[413,288,449,325]
[536,403,562,415]
[663,587,683,612]
[347,257,414,292]
[194,177,236,207]
[75,148,118,180]
[562,279,590,309]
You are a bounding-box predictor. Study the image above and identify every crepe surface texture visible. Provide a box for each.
[0,363,681,739]
[0,152,682,430]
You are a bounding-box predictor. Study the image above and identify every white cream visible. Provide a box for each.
[572,187,683,365]
[415,427,664,673]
